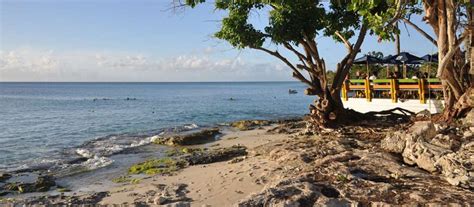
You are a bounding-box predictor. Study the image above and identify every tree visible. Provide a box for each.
[421,0,473,120]
[184,0,403,128]
[356,0,473,120]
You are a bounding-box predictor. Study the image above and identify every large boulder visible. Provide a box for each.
[381,121,473,188]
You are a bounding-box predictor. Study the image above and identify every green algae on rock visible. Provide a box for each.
[128,158,186,175]
[112,176,141,184]
[166,147,207,157]
[3,175,56,194]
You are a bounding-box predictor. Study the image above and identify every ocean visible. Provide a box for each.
[0,82,313,173]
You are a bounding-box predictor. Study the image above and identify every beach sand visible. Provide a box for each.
[100,126,291,206]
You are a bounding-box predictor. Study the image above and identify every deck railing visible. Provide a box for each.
[342,78,443,104]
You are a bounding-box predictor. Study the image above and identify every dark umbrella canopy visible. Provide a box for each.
[353,55,384,64]
[421,53,438,63]
[394,52,423,64]
[382,55,402,65]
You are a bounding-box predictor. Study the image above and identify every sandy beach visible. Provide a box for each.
[100,126,290,206]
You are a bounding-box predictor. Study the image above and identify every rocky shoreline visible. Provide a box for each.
[1,115,473,206]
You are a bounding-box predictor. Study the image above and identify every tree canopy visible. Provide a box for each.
[184,0,473,124]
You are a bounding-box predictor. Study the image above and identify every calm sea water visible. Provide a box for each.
[0,82,313,172]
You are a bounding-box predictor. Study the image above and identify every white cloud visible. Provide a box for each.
[0,47,292,82]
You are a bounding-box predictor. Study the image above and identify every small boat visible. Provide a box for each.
[288,89,298,94]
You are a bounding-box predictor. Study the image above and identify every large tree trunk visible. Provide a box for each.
[422,0,473,121]
[308,87,362,128]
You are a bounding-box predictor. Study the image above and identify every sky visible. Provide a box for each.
[0,0,438,82]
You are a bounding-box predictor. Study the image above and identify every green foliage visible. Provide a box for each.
[189,0,365,48]
[265,1,326,44]
[367,51,384,59]
[349,0,423,41]
[214,3,266,48]
[128,158,185,175]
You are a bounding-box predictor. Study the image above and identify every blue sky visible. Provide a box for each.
[0,0,438,81]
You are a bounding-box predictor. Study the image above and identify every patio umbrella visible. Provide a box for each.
[382,55,402,65]
[421,53,438,63]
[393,52,423,78]
[381,55,402,78]
[417,53,438,78]
[353,55,384,77]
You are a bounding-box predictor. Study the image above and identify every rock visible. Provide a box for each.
[227,156,245,164]
[463,131,473,139]
[408,192,426,203]
[435,141,474,188]
[267,118,306,134]
[402,135,450,172]
[231,120,271,131]
[171,202,191,207]
[409,121,436,139]
[183,145,247,165]
[237,177,356,207]
[430,134,461,151]
[3,175,55,193]
[153,196,168,205]
[154,128,220,146]
[147,183,191,205]
[416,109,431,119]
[0,173,11,182]
[381,132,406,153]
[381,121,473,188]
[463,109,474,126]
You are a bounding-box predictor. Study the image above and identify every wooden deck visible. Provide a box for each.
[342,78,443,104]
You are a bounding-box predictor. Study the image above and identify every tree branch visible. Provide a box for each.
[386,0,405,26]
[283,43,310,67]
[331,24,368,91]
[402,18,437,45]
[335,31,353,53]
[251,46,318,91]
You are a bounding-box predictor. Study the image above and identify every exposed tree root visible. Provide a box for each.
[307,107,415,131]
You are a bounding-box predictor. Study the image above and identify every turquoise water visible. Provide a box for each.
[0,82,313,172]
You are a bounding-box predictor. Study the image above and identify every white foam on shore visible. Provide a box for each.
[81,156,114,170]
[76,148,94,158]
[184,123,199,129]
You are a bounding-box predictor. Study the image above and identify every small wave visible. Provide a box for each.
[75,134,156,158]
[76,148,94,159]
[53,156,114,177]
[184,123,199,129]
[81,156,114,170]
[6,158,65,173]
